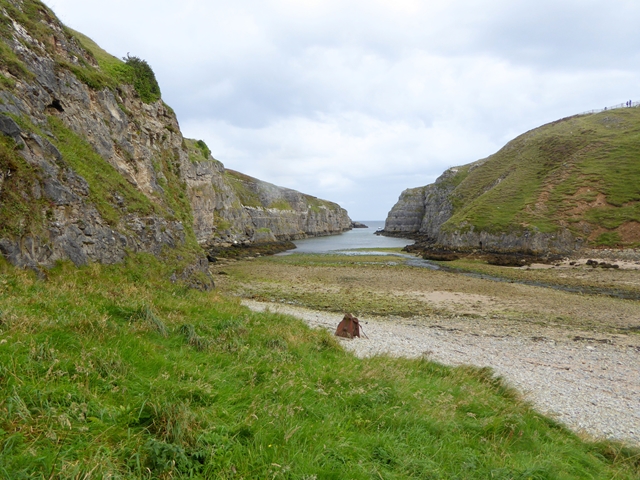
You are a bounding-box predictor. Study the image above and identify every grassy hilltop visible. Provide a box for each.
[438,108,640,247]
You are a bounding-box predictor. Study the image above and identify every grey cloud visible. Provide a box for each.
[470,1,640,69]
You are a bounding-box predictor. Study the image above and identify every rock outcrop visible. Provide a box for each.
[382,166,464,239]
[383,164,583,256]
[0,1,351,272]
[351,221,368,228]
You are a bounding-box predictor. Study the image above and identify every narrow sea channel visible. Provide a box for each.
[284,220,414,254]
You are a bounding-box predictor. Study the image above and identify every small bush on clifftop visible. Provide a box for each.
[122,54,161,104]
[195,140,211,159]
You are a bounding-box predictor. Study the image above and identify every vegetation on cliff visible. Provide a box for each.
[0,0,207,270]
[0,0,54,85]
[0,0,157,104]
[434,108,640,247]
[224,169,344,213]
[65,29,161,104]
[0,133,49,238]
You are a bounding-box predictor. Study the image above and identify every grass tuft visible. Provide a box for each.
[130,305,168,337]
[179,324,209,351]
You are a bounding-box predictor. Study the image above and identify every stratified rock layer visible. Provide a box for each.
[0,2,351,270]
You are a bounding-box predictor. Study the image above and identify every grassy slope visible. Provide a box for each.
[441,108,640,246]
[0,257,639,479]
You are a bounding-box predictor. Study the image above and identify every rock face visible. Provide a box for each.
[351,221,368,228]
[0,39,188,270]
[382,163,583,255]
[382,186,426,235]
[384,166,472,240]
[185,165,351,248]
[0,1,351,271]
[383,167,461,239]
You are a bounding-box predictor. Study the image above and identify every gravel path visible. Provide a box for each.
[243,300,640,447]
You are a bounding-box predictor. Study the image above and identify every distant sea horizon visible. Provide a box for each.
[288,220,414,254]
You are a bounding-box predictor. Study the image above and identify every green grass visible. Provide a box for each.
[0,256,638,478]
[183,138,219,164]
[62,28,124,92]
[213,212,232,232]
[225,170,263,208]
[440,108,640,245]
[46,116,158,226]
[0,134,51,237]
[0,40,33,84]
[66,29,121,71]
[269,199,293,210]
[0,1,58,57]
[67,28,162,104]
[303,193,341,213]
[0,0,53,86]
[194,139,211,160]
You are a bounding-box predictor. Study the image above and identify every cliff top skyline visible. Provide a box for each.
[45,0,640,220]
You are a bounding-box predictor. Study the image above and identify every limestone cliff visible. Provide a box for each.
[384,166,462,238]
[0,1,351,272]
[383,186,426,235]
[184,160,351,249]
[383,164,476,239]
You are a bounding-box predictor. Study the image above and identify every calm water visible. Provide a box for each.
[287,220,414,254]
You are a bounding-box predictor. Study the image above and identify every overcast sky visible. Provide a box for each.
[44,0,640,220]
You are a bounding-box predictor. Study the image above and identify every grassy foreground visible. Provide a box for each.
[1,256,639,479]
